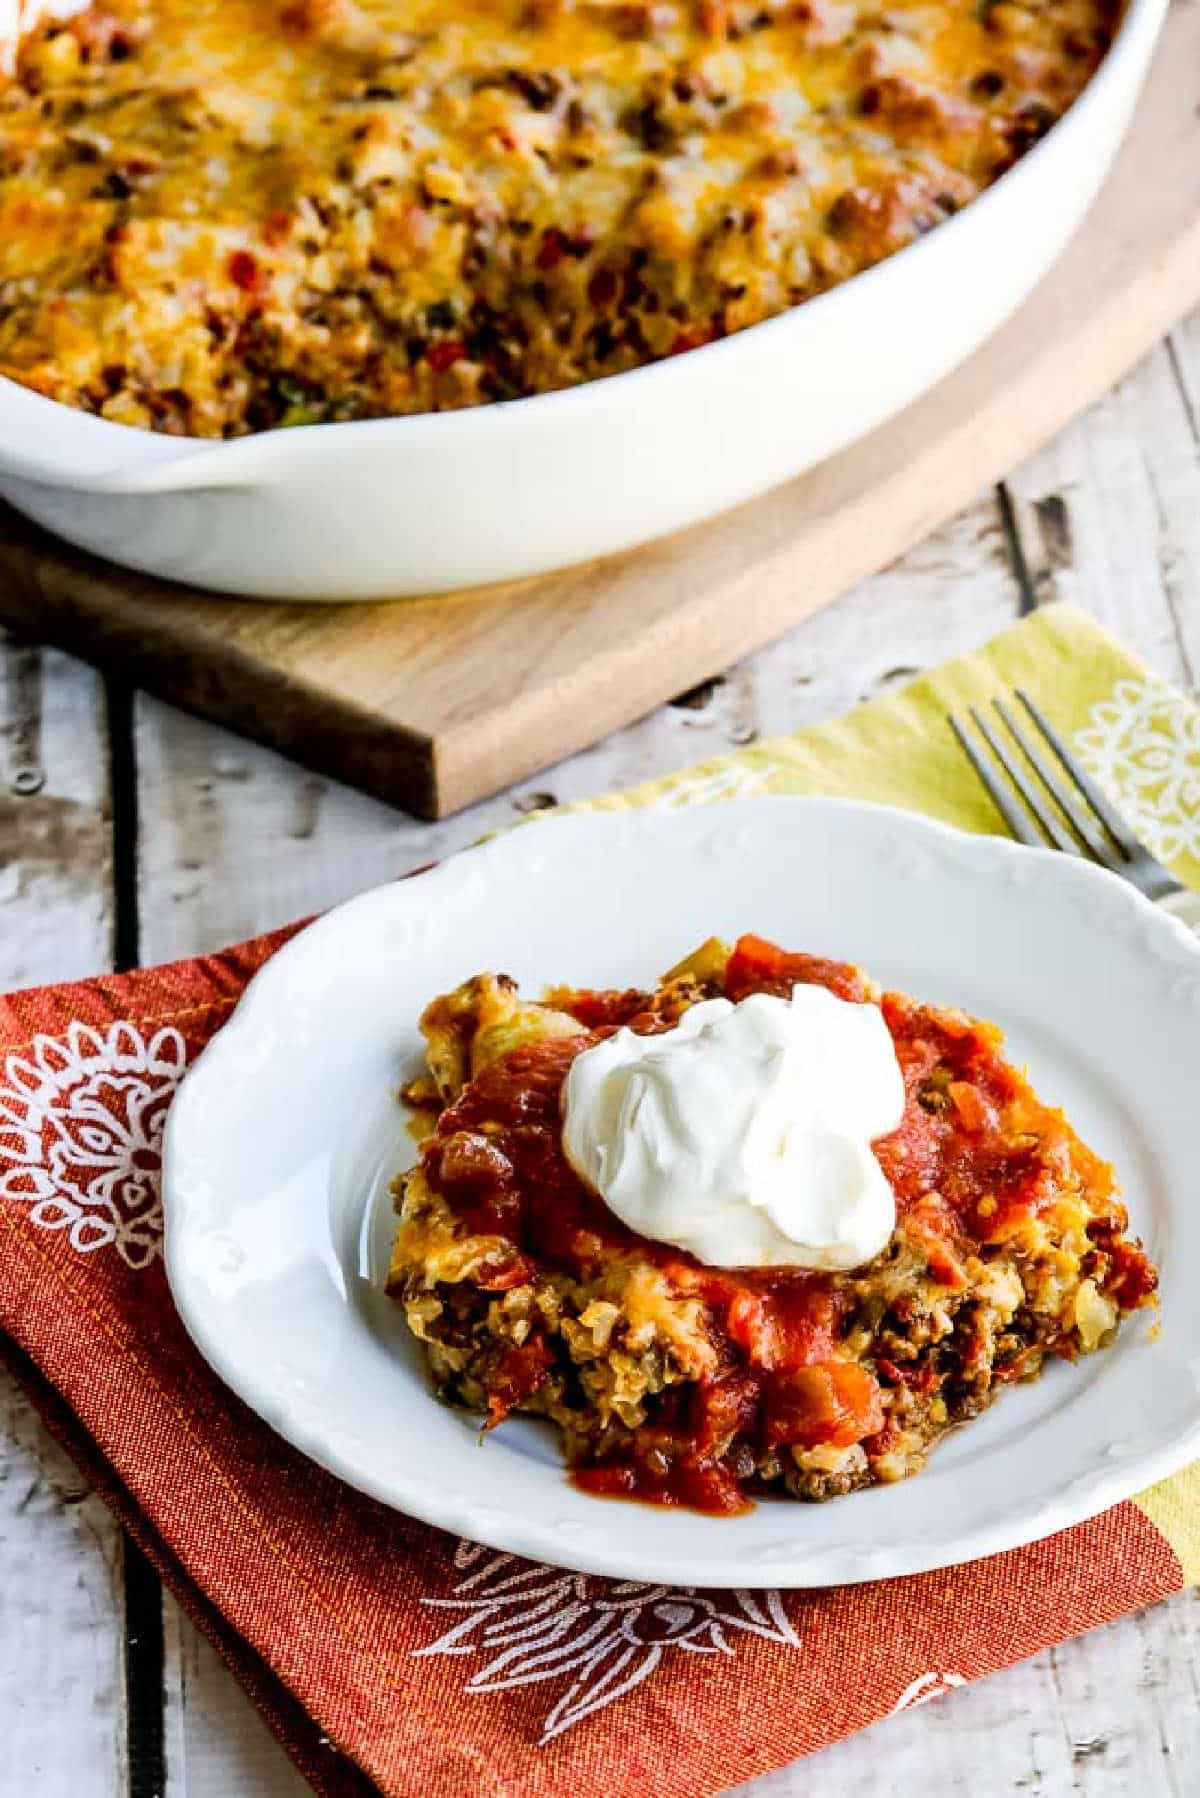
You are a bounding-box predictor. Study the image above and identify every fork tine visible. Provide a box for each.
[992,699,1118,868]
[948,713,1044,848]
[1014,689,1142,861]
[967,708,1082,856]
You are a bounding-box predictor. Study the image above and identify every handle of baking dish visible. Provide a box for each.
[1158,888,1200,936]
[0,375,264,494]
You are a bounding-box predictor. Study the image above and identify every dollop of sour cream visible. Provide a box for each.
[561,987,906,1271]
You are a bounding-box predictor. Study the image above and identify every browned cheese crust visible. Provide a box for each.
[2,0,1118,434]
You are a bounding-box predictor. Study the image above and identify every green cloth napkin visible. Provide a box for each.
[565,601,1200,888]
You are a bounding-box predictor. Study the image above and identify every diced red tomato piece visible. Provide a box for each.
[553,987,649,1029]
[762,1362,884,1450]
[227,249,266,293]
[536,228,567,270]
[948,1080,993,1133]
[688,1373,758,1454]
[437,1130,514,1189]
[725,1284,840,1373]
[426,339,467,374]
[668,328,713,356]
[475,1253,535,1293]
[724,934,869,1004]
[1104,1237,1159,1308]
[487,1335,554,1423]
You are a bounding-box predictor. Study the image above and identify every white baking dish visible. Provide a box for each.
[0,0,1167,600]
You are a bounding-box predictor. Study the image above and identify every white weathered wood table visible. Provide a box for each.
[3,312,1200,1798]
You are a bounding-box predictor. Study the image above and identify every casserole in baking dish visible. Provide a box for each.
[2,0,1125,434]
[0,0,1168,595]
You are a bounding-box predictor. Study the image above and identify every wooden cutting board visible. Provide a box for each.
[1,6,1198,820]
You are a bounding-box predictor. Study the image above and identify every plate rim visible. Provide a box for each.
[162,796,1200,1586]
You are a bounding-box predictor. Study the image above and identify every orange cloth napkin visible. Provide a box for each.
[0,922,1187,1798]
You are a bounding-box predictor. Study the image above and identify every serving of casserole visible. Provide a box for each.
[388,933,1157,1514]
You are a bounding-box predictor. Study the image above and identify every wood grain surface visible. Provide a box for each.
[0,3,1198,821]
[3,306,1199,1798]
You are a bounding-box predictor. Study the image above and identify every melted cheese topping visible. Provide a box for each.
[0,0,1118,435]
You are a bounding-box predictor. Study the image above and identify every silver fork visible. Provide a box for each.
[948,688,1200,934]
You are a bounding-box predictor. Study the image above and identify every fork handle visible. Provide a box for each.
[1158,888,1200,935]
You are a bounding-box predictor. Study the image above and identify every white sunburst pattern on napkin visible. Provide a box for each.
[0,1020,187,1268]
[415,1539,802,1744]
[1074,674,1200,867]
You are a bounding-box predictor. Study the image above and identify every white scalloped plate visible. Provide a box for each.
[162,799,1200,1586]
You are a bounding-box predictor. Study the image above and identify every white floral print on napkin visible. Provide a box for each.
[0,1021,187,1268]
[416,1539,800,1744]
[1075,676,1200,866]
